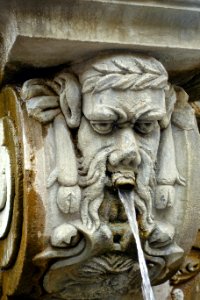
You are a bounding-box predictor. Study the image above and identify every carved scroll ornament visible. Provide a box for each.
[0,53,200,299]
[170,229,200,300]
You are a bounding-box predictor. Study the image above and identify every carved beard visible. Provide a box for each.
[78,146,156,232]
[133,147,155,231]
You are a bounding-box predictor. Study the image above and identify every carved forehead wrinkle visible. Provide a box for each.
[82,89,129,119]
[82,90,123,121]
[131,89,166,120]
[83,89,166,121]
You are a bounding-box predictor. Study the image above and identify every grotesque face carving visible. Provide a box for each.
[76,54,172,233]
[79,88,165,170]
[78,88,165,228]
[19,53,200,299]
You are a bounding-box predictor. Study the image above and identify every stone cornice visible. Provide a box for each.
[1,0,200,83]
[84,0,200,11]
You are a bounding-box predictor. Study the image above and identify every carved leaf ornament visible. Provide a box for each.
[82,58,168,94]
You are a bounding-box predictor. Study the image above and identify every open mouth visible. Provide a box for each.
[111,172,136,189]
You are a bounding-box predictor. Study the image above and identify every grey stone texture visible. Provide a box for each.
[0,1,200,299]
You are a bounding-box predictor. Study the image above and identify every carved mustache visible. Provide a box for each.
[78,146,114,188]
[78,145,156,231]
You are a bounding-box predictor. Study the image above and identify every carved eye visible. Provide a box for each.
[90,121,113,134]
[134,121,157,134]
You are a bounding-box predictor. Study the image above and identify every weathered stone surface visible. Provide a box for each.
[0,52,199,299]
[2,1,200,84]
[0,1,200,299]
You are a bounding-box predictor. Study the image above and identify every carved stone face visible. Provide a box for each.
[14,53,200,299]
[77,87,166,232]
[79,88,165,178]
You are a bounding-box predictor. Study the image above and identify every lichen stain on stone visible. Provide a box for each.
[20,174,47,296]
[42,124,50,139]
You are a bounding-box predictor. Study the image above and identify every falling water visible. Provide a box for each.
[118,189,155,300]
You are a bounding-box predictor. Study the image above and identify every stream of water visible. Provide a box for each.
[118,189,155,300]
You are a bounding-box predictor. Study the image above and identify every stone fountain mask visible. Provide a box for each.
[18,53,200,299]
[78,88,166,228]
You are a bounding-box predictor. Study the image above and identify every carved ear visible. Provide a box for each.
[54,73,81,128]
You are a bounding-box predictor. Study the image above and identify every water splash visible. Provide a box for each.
[118,189,155,300]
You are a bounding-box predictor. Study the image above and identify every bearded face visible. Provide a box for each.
[78,88,166,233]
[16,52,200,300]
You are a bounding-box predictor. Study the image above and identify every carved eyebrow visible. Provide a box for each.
[128,98,166,121]
[129,99,152,119]
[90,120,114,124]
[87,113,117,121]
[138,110,166,121]
[85,106,121,121]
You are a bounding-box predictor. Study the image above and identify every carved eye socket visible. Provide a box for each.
[134,121,157,134]
[90,121,113,134]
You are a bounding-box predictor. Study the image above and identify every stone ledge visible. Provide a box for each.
[1,0,200,82]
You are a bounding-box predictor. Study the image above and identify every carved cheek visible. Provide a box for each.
[77,117,114,157]
[135,126,160,161]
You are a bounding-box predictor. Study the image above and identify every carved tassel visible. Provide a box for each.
[54,114,78,186]
[155,123,184,209]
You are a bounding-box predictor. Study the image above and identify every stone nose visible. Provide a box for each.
[108,128,141,167]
